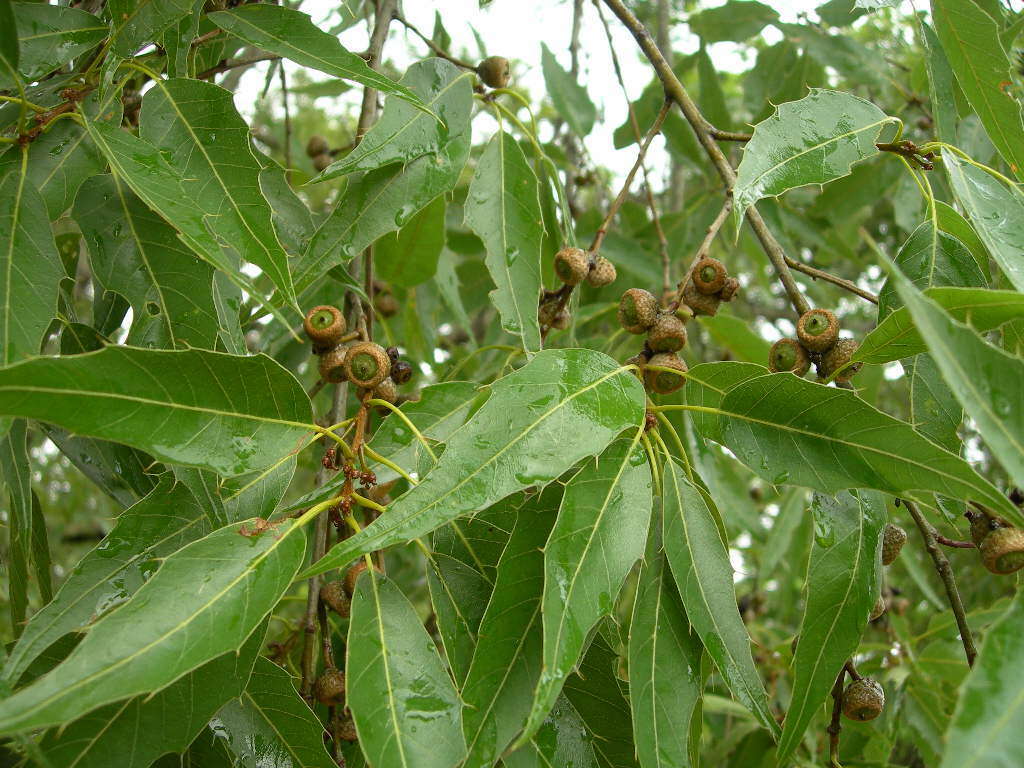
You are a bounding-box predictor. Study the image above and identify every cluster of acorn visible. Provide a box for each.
[968,508,1024,575]
[768,308,861,384]
[681,256,740,317]
[304,305,413,401]
[305,134,335,173]
[539,246,618,330]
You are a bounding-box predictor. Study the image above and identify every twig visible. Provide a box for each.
[904,499,977,666]
[711,128,752,142]
[356,0,398,141]
[196,54,281,80]
[827,665,847,768]
[278,64,293,183]
[784,257,879,304]
[936,534,975,549]
[392,12,475,70]
[877,140,934,170]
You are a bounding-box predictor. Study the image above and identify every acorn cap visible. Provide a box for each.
[869,593,887,621]
[391,360,414,385]
[842,678,884,722]
[797,309,840,353]
[338,715,358,741]
[374,292,398,317]
[344,342,391,389]
[768,338,810,376]
[682,281,720,317]
[318,345,349,383]
[981,526,1024,574]
[586,256,617,287]
[554,247,590,285]
[319,580,351,618]
[692,258,727,295]
[373,377,397,404]
[645,352,688,395]
[881,523,907,566]
[477,56,510,89]
[314,668,346,707]
[618,288,659,334]
[305,134,329,157]
[646,312,688,353]
[719,276,741,302]
[820,338,862,382]
[312,152,333,172]
[304,305,347,349]
[344,561,369,596]
[551,309,571,330]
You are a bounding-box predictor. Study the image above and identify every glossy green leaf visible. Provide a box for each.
[376,195,446,288]
[733,89,893,225]
[299,349,644,579]
[776,491,884,764]
[540,44,596,138]
[932,0,1024,177]
[521,438,652,744]
[210,657,335,768]
[0,3,105,88]
[662,459,779,738]
[138,78,296,304]
[0,0,17,73]
[683,361,768,443]
[689,0,779,41]
[0,147,65,364]
[465,130,544,353]
[222,456,296,523]
[503,696,599,768]
[107,0,193,57]
[697,314,772,364]
[0,419,31,636]
[710,371,1019,521]
[0,516,306,736]
[209,5,423,112]
[936,201,991,279]
[347,572,466,768]
[0,346,313,476]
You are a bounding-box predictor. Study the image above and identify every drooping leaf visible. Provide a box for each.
[209,657,335,768]
[0,346,313,476]
[376,195,446,288]
[776,491,885,764]
[347,572,466,768]
[107,0,194,57]
[0,516,306,736]
[733,89,894,225]
[299,349,645,579]
[465,130,544,353]
[0,3,105,88]
[521,438,652,744]
[0,419,31,636]
[540,43,596,138]
[662,459,780,738]
[688,0,779,41]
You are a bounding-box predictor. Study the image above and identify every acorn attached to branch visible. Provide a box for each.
[554,247,590,285]
[797,308,840,353]
[768,338,811,376]
[980,526,1024,574]
[618,288,659,334]
[344,342,391,389]
[842,678,885,722]
[312,153,333,172]
[644,352,688,395]
[304,305,346,350]
[820,338,862,383]
[477,56,510,89]
[319,580,351,618]
[647,312,688,353]
[682,280,721,317]
[318,345,350,383]
[869,593,887,621]
[391,359,414,385]
[586,256,617,287]
[305,134,329,158]
[882,523,907,565]
[314,668,346,707]
[719,276,741,303]
[373,377,398,404]
[692,257,727,295]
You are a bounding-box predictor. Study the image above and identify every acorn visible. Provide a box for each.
[318,345,349,383]
[869,593,887,621]
[538,299,561,327]
[644,352,688,395]
[304,305,347,350]
[338,715,358,741]
[768,338,810,376]
[719,276,740,302]
[374,292,398,318]
[554,247,590,286]
[646,313,688,353]
[306,134,329,157]
[343,342,391,389]
[682,281,720,317]
[820,338,862,382]
[312,153,333,172]
[314,668,346,707]
[391,360,413,385]
[586,256,617,287]
[842,678,884,722]
[618,288,659,334]
[477,56,510,89]
[551,309,571,330]
[319,580,351,618]
[968,509,1001,546]
[344,561,369,596]
[373,377,398,404]
[692,257,727,295]
[797,309,839,353]
[980,527,1024,574]
[882,523,907,566]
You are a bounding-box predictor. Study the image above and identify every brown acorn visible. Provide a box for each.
[644,352,688,395]
[968,509,1002,546]
[882,523,907,566]
[682,281,720,317]
[586,256,617,287]
[391,360,414,385]
[719,276,740,302]
[554,247,590,286]
[344,561,369,596]
[768,338,810,376]
[618,288,659,334]
[312,153,333,172]
[318,345,349,383]
[319,580,351,618]
[551,309,571,330]
[343,342,391,389]
[338,715,359,741]
[374,292,399,318]
[869,593,887,621]
[980,527,1024,574]
[692,257,727,295]
[477,56,510,89]
[797,309,840,353]
[820,338,862,382]
[315,668,346,707]
[304,305,347,350]
[842,678,884,722]
[306,134,329,158]
[646,313,688,353]
[374,377,398,404]
[538,300,561,327]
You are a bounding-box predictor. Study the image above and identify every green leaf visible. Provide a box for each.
[298,349,645,579]
[376,195,446,288]
[945,152,1024,292]
[221,456,296,523]
[3,475,213,686]
[0,346,313,476]
[0,148,65,364]
[347,572,466,768]
[107,0,193,57]
[733,89,893,225]
[521,438,652,744]
[0,419,31,636]
[540,44,596,138]
[683,361,768,443]
[889,262,1024,492]
[698,314,773,364]
[0,516,306,736]
[210,657,335,768]
[931,0,1024,177]
[705,370,1020,523]
[138,78,296,305]
[36,629,264,768]
[941,589,1024,768]
[936,202,990,281]
[689,0,779,41]
[209,4,424,112]
[0,3,105,88]
[0,0,18,74]
[776,491,885,764]
[465,130,544,353]
[503,696,599,768]
[662,459,780,738]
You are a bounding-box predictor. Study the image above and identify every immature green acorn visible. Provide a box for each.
[618,288,659,334]
[692,257,727,295]
[315,668,346,707]
[646,312,688,353]
[304,305,346,350]
[343,342,391,389]
[586,256,617,287]
[797,308,840,353]
[644,352,688,395]
[319,580,351,618]
[477,56,510,89]
[318,345,349,383]
[554,247,590,285]
[373,377,397,404]
[882,523,907,565]
[842,678,885,722]
[980,526,1024,574]
[820,338,862,382]
[768,338,810,376]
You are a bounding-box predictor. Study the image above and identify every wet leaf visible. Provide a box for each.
[503,696,599,768]
[107,0,193,57]
[0,3,105,87]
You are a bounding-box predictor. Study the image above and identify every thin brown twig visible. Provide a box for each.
[936,534,976,549]
[711,128,752,142]
[392,12,476,70]
[784,257,879,304]
[196,54,281,80]
[278,64,293,184]
[827,665,847,768]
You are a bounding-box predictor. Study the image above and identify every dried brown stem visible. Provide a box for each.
[784,257,879,304]
[711,128,752,142]
[278,64,292,183]
[936,534,976,549]
[196,54,281,80]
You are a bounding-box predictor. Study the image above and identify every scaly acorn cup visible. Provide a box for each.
[881,523,907,565]
[374,292,398,317]
[314,668,346,707]
[477,55,510,88]
[391,360,414,385]
[980,526,1024,574]
[312,152,333,172]
[968,509,1001,546]
[586,255,617,287]
[304,305,347,350]
[318,345,349,383]
[820,338,862,382]
[719,276,740,302]
[553,246,590,285]
[618,288,659,334]
[842,678,885,722]
[869,593,887,621]
[797,308,840,353]
[373,377,398,404]
[682,280,720,317]
[305,134,328,157]
[538,299,561,327]
[319,580,351,618]
[339,716,359,741]
[343,342,391,389]
[768,338,811,376]
[344,561,369,596]
[692,257,727,295]
[644,352,688,395]
[646,312,688,353]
